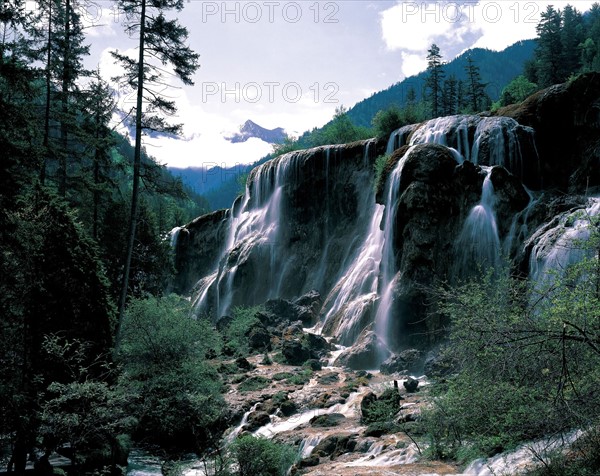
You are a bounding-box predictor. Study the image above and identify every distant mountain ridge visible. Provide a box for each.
[346,40,537,127]
[177,40,537,211]
[226,120,287,144]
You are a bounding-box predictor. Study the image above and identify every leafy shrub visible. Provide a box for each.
[238,376,270,393]
[230,435,296,476]
[372,105,404,139]
[222,306,262,356]
[117,295,225,451]
[425,252,600,462]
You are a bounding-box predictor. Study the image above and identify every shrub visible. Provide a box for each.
[222,306,262,356]
[230,435,296,476]
[117,295,225,451]
[372,106,404,139]
[238,376,270,393]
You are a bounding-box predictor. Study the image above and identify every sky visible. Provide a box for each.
[65,0,598,168]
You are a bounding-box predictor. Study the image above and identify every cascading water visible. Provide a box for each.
[529,197,600,287]
[373,149,414,353]
[193,153,296,317]
[453,167,502,277]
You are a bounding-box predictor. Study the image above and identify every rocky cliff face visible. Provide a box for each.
[173,73,600,360]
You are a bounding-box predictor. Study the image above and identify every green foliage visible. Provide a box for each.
[374,154,391,193]
[498,75,539,107]
[425,245,600,462]
[372,106,404,139]
[238,376,270,393]
[230,435,297,476]
[222,306,262,356]
[117,295,225,451]
[361,388,402,424]
[285,369,313,386]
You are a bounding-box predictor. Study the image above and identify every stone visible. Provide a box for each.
[234,357,254,371]
[281,340,310,366]
[309,413,346,427]
[243,411,271,432]
[334,329,389,370]
[403,377,419,393]
[247,326,272,351]
[380,349,424,375]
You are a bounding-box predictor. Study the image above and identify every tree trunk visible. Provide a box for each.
[117,0,147,341]
[40,1,52,186]
[58,0,71,197]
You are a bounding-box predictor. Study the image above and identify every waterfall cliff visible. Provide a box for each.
[173,73,600,356]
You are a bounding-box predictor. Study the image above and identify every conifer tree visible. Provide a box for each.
[560,4,583,79]
[442,74,458,116]
[111,0,200,335]
[536,5,563,87]
[426,44,444,117]
[465,56,488,112]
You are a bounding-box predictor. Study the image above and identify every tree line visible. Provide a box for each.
[0,0,208,472]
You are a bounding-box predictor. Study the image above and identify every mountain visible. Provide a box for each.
[226,120,287,144]
[346,40,537,127]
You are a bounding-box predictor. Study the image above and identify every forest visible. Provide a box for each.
[1,1,600,476]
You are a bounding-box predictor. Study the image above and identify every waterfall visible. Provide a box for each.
[373,149,413,352]
[454,167,501,277]
[319,142,382,344]
[193,152,298,317]
[529,197,600,288]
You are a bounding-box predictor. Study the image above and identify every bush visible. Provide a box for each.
[373,154,390,193]
[238,376,270,392]
[230,435,296,476]
[117,295,225,451]
[425,252,600,462]
[372,106,404,139]
[222,306,262,356]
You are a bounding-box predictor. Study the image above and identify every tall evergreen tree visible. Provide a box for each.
[111,0,200,336]
[32,0,89,190]
[426,43,444,118]
[535,5,563,87]
[465,56,488,112]
[560,5,583,80]
[441,74,458,116]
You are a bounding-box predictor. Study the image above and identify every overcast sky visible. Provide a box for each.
[71,0,597,168]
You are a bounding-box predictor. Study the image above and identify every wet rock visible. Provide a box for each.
[403,377,419,393]
[304,359,322,371]
[293,290,322,326]
[281,340,310,365]
[310,413,346,427]
[497,72,600,192]
[172,209,230,294]
[334,329,388,370]
[317,372,339,385]
[243,411,271,432]
[380,349,424,374]
[297,455,320,468]
[364,421,399,437]
[313,434,357,459]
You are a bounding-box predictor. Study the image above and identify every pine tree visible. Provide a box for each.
[111,0,200,336]
[77,72,117,240]
[465,56,488,113]
[441,74,458,116]
[560,5,583,80]
[536,5,563,87]
[426,44,445,118]
[32,0,89,191]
